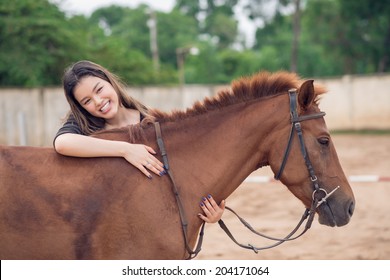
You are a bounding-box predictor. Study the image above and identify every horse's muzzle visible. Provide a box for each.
[318,197,355,227]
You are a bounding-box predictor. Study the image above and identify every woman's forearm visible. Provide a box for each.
[54,133,128,158]
[54,133,164,177]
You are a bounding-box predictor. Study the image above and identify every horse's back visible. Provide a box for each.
[0,145,185,259]
[0,145,78,259]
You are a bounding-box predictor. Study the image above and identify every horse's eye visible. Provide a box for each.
[318,137,330,146]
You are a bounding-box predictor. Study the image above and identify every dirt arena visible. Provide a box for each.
[197,134,390,260]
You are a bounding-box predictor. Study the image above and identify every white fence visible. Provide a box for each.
[1,74,389,147]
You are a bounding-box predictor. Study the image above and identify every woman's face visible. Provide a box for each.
[73,76,119,120]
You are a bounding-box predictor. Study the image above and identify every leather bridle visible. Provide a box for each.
[218,88,340,253]
[155,122,205,259]
[153,88,340,257]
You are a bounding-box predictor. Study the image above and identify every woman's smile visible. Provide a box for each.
[99,100,111,113]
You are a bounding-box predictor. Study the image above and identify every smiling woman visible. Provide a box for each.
[53,60,225,224]
[55,61,164,178]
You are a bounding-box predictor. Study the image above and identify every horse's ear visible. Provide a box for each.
[298,80,315,110]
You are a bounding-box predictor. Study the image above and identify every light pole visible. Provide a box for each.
[176,46,199,86]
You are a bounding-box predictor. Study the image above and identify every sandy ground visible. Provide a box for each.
[196,134,390,260]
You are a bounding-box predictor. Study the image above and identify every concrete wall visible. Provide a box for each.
[1,73,389,147]
[318,74,390,130]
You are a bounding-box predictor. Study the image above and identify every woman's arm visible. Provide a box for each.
[54,133,164,178]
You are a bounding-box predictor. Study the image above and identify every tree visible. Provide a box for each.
[338,0,390,73]
[253,11,293,72]
[184,41,224,83]
[303,0,390,75]
[216,49,265,82]
[88,5,197,83]
[205,9,238,49]
[175,0,239,49]
[3,0,388,87]
[0,0,80,86]
[156,9,199,66]
[290,0,301,72]
[244,0,304,72]
[301,0,345,76]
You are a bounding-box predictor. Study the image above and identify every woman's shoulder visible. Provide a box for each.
[54,113,84,140]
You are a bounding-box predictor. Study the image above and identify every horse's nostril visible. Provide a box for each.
[348,201,355,217]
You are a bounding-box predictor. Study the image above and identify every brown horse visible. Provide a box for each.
[0,71,355,259]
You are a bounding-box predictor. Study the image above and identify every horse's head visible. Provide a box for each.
[269,80,355,227]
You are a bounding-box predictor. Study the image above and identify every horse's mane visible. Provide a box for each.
[149,71,326,123]
[94,71,326,141]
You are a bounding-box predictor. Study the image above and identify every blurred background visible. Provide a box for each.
[0,0,389,146]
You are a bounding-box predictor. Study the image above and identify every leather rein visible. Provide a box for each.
[153,88,339,258]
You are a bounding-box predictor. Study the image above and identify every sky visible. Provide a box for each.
[52,0,256,47]
[54,0,175,15]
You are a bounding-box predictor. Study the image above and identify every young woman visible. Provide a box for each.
[54,60,225,223]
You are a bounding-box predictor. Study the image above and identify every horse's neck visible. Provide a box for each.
[161,93,289,201]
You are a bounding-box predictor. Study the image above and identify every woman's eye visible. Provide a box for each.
[84,99,91,105]
[97,86,103,93]
[318,137,330,146]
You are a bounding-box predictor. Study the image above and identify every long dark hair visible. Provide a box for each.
[62,60,150,135]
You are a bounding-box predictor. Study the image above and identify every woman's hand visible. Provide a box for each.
[54,134,164,179]
[122,143,165,178]
[198,195,225,223]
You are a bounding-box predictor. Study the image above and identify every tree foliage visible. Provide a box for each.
[0,0,79,86]
[0,0,389,87]
[175,0,238,49]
